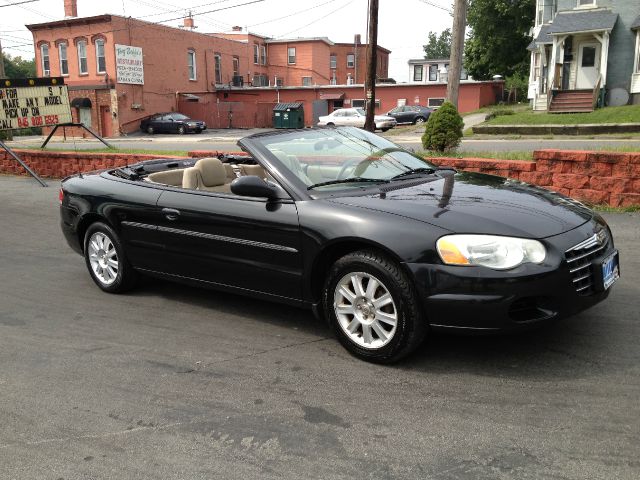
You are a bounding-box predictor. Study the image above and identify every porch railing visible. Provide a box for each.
[592,75,602,110]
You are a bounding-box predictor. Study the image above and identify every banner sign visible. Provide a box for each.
[115,44,144,85]
[0,77,72,131]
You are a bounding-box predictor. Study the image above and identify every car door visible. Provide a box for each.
[154,188,304,302]
[348,109,365,127]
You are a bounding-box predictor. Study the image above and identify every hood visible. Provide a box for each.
[327,171,593,239]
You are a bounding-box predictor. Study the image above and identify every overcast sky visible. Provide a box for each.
[0,0,453,82]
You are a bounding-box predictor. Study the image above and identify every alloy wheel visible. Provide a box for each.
[334,272,398,349]
[87,232,119,286]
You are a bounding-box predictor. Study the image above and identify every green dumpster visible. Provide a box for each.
[273,102,304,129]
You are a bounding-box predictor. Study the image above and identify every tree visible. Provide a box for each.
[423,28,451,59]
[464,0,535,80]
[421,102,464,152]
[1,53,36,79]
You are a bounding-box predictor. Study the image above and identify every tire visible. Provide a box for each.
[195,129,203,134]
[146,126,154,134]
[84,222,137,293]
[177,125,186,135]
[414,117,426,124]
[380,127,390,132]
[323,250,427,363]
[326,122,335,127]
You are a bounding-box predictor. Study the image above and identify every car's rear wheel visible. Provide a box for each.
[177,125,186,135]
[323,250,427,363]
[146,126,154,134]
[326,122,335,127]
[414,117,426,124]
[195,129,203,134]
[84,222,137,293]
[381,127,390,132]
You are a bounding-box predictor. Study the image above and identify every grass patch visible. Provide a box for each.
[462,103,529,117]
[420,150,533,161]
[485,104,640,126]
[21,146,191,156]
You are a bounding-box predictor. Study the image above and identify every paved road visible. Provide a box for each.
[8,132,640,156]
[1,175,639,479]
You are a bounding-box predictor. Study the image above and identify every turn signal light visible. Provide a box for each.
[58,188,64,205]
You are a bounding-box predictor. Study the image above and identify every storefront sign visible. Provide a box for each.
[0,77,72,131]
[115,44,144,85]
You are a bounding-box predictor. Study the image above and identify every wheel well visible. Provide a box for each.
[76,214,109,253]
[309,240,405,304]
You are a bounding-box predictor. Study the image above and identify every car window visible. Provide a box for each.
[170,113,190,121]
[389,107,401,114]
[256,127,436,191]
[332,111,345,117]
[355,108,366,116]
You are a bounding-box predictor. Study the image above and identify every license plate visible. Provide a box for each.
[602,251,620,290]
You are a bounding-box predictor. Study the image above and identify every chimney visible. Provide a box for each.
[183,12,195,30]
[354,34,361,45]
[232,26,242,32]
[64,0,77,17]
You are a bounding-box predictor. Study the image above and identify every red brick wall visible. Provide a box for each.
[3,148,637,207]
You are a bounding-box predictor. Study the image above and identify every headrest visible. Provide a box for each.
[195,157,226,186]
[182,167,200,189]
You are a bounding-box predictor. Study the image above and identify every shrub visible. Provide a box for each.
[505,74,529,103]
[421,101,464,152]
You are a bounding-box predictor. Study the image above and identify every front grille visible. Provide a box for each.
[565,229,609,296]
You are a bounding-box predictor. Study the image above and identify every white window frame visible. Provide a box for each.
[428,97,445,108]
[253,44,259,64]
[40,44,50,77]
[77,40,88,75]
[260,45,267,65]
[302,76,312,86]
[330,54,337,69]
[576,0,596,8]
[187,50,196,80]
[635,31,640,74]
[347,53,355,68]
[536,0,544,26]
[428,64,438,81]
[58,42,68,76]
[288,47,296,65]
[95,39,106,74]
[214,54,222,84]
[413,65,423,82]
[232,56,240,76]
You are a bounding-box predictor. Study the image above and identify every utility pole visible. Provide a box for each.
[0,37,6,78]
[364,0,378,132]
[446,0,467,109]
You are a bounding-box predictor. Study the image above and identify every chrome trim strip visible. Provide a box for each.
[566,230,608,253]
[569,264,590,274]
[576,283,593,292]
[573,272,591,283]
[122,221,298,253]
[566,244,605,263]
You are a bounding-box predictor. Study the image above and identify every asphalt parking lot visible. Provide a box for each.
[1,174,639,480]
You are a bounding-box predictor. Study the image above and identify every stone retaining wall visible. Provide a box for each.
[1,148,638,206]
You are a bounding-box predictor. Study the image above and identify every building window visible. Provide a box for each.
[460,67,468,80]
[187,50,196,80]
[232,56,239,76]
[413,65,423,82]
[214,54,222,84]
[428,97,445,108]
[536,0,544,25]
[40,44,50,77]
[302,76,312,86]
[275,77,283,87]
[95,39,106,73]
[428,64,438,81]
[577,0,595,7]
[330,54,337,69]
[581,46,596,67]
[77,40,88,75]
[288,47,296,64]
[253,44,259,64]
[58,42,68,76]
[347,53,355,68]
[260,45,267,65]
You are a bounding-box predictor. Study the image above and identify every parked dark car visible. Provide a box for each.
[386,105,433,124]
[60,127,619,363]
[140,112,206,134]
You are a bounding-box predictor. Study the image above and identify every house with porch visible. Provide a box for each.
[527,0,640,112]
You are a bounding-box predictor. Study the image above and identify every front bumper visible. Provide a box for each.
[376,120,397,129]
[406,219,617,331]
[186,123,206,132]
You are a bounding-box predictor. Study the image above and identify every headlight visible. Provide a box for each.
[436,234,546,270]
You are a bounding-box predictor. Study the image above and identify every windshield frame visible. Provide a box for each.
[238,126,438,200]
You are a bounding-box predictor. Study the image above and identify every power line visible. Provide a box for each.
[0,0,40,7]
[249,0,340,27]
[276,0,356,38]
[417,0,452,14]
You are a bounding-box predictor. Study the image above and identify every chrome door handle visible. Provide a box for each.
[162,208,180,221]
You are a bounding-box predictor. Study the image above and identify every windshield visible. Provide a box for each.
[355,108,366,116]
[254,127,436,191]
[171,113,190,120]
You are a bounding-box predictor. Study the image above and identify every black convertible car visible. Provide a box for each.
[60,127,620,363]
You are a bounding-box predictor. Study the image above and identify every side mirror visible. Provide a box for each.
[230,175,287,200]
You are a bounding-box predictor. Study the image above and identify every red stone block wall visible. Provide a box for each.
[1,148,638,207]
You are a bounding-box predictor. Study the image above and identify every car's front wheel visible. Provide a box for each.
[146,126,154,134]
[414,116,426,124]
[177,125,186,134]
[323,250,427,363]
[84,222,137,293]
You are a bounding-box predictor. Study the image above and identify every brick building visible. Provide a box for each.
[26,0,391,136]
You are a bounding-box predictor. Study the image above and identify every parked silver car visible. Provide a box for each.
[317,108,397,131]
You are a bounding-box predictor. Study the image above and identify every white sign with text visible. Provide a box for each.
[115,44,144,85]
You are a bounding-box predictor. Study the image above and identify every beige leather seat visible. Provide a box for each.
[224,163,240,182]
[240,164,266,179]
[146,169,184,186]
[182,157,232,193]
[269,149,311,184]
